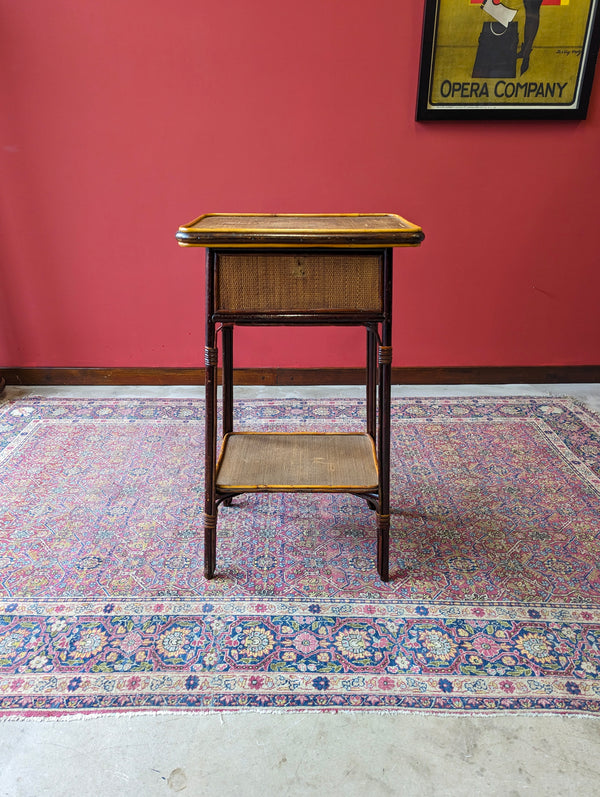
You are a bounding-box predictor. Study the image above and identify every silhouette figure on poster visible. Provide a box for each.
[519,0,543,73]
[472,0,543,78]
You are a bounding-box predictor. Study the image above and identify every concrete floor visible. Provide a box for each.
[1,384,600,797]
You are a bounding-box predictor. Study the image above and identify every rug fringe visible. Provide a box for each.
[1,706,599,722]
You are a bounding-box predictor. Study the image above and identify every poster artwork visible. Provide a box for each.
[417,0,600,117]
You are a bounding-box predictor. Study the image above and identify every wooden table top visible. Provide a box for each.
[176,213,424,248]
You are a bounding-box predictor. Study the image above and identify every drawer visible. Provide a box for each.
[214,252,383,314]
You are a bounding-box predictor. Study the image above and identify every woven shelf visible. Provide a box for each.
[216,432,378,492]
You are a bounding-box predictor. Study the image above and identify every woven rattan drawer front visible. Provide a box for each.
[215,252,382,314]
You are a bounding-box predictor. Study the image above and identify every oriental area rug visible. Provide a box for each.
[0,395,599,717]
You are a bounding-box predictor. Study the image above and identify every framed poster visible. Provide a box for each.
[416,0,600,119]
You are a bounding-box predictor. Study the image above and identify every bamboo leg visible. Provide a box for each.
[204,344,218,579]
[221,324,234,508]
[366,326,377,440]
[377,513,390,582]
[376,249,393,582]
[204,250,218,579]
[222,325,233,437]
[204,511,217,579]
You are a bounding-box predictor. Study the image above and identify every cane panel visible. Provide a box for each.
[215,252,382,314]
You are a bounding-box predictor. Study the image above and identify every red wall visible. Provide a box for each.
[1,0,599,369]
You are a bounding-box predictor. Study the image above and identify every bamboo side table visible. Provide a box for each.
[176,214,424,581]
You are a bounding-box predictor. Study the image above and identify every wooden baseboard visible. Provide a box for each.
[2,366,600,387]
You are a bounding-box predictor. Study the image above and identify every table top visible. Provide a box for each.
[176,213,424,248]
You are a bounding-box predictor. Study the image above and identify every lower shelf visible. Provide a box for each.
[215,432,379,492]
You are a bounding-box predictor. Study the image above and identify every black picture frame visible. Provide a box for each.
[416,0,600,120]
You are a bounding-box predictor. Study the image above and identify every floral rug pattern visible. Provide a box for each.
[0,395,599,715]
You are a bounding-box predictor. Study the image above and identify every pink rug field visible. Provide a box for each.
[0,395,599,715]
